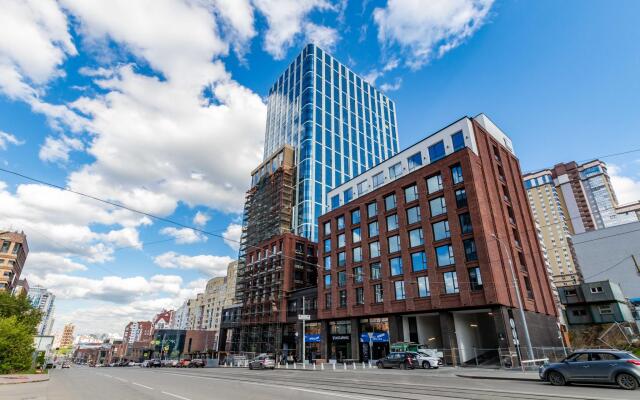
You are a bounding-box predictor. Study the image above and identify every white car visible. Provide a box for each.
[410,352,440,369]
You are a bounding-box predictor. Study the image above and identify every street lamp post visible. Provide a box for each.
[492,234,534,363]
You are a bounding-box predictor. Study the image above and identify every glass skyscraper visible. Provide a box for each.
[263,43,399,240]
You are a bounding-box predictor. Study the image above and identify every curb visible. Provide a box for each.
[455,373,538,382]
[0,375,49,385]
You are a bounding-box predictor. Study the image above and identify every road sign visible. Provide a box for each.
[298,314,310,320]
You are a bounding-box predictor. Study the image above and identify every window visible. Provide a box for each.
[386,214,399,231]
[407,152,422,171]
[404,184,418,202]
[355,287,364,305]
[0,241,10,253]
[411,251,427,272]
[338,233,346,248]
[389,162,403,179]
[339,290,347,307]
[338,251,346,267]
[370,262,381,279]
[409,228,424,247]
[451,164,464,184]
[323,238,331,252]
[459,213,473,234]
[428,141,445,161]
[598,305,613,315]
[429,196,447,217]
[432,220,450,241]
[353,246,362,262]
[324,256,331,270]
[590,286,603,294]
[372,172,384,188]
[451,131,465,151]
[374,284,383,303]
[368,221,379,237]
[455,189,467,208]
[524,276,533,299]
[417,276,430,297]
[369,241,380,258]
[384,193,397,211]
[388,235,401,253]
[406,206,421,224]
[426,174,443,194]
[351,209,361,225]
[325,293,332,309]
[353,266,363,283]
[444,271,459,294]
[352,228,361,243]
[394,281,406,300]
[571,309,587,316]
[331,195,340,209]
[324,221,331,235]
[324,274,331,288]
[464,239,478,261]
[436,245,455,266]
[344,188,353,203]
[338,271,347,287]
[468,267,483,290]
[367,202,378,218]
[592,353,619,361]
[357,180,368,195]
[390,257,403,276]
[337,215,345,230]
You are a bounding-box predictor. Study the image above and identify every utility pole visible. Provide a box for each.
[301,296,306,365]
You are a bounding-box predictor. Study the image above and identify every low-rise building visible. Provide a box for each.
[558,280,635,327]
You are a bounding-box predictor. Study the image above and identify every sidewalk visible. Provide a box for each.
[455,369,539,381]
[0,373,49,385]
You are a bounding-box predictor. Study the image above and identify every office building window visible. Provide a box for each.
[367,202,378,218]
[436,245,455,266]
[324,238,331,252]
[404,184,418,202]
[339,290,347,308]
[386,213,399,231]
[324,221,331,235]
[353,266,363,283]
[370,262,381,279]
[468,267,483,290]
[368,221,379,237]
[337,215,345,230]
[451,164,464,184]
[389,162,403,179]
[331,195,340,209]
[407,152,422,171]
[344,188,353,203]
[324,256,331,270]
[411,251,427,272]
[352,228,361,243]
[355,287,364,305]
[357,180,368,195]
[353,246,362,262]
[373,172,384,188]
[338,233,346,248]
[417,276,430,297]
[428,141,445,161]
[385,193,397,211]
[432,220,450,241]
[459,213,473,234]
[444,271,459,294]
[427,174,443,194]
[324,274,331,288]
[352,209,361,225]
[406,206,421,224]
[338,251,346,267]
[338,271,347,287]
[0,241,10,253]
[374,284,383,303]
[325,293,332,309]
[409,228,424,247]
[390,256,403,276]
[429,196,447,217]
[464,239,478,261]
[451,131,465,151]
[394,280,406,300]
[455,189,468,208]
[386,234,399,252]
[369,241,380,258]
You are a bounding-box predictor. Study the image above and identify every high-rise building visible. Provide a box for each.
[0,231,29,292]
[28,286,56,336]
[263,43,399,241]
[60,323,75,348]
[123,321,153,344]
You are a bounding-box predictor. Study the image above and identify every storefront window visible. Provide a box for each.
[329,320,352,361]
[359,318,390,361]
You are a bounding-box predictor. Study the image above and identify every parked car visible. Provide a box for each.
[408,352,439,369]
[176,359,191,368]
[161,359,178,367]
[539,349,640,390]
[61,362,70,369]
[376,352,417,369]
[248,355,275,370]
[140,360,150,368]
[189,359,206,368]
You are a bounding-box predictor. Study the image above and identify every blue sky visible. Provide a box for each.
[0,0,639,335]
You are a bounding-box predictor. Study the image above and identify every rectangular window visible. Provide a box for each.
[324,238,331,252]
[323,221,331,235]
[337,215,345,230]
[369,241,380,258]
[352,228,361,243]
[343,188,353,203]
[355,287,364,305]
[389,162,403,179]
[411,251,427,272]
[451,164,464,184]
[429,196,447,217]
[368,221,379,237]
[464,239,478,261]
[0,241,10,253]
[324,274,331,288]
[598,305,613,314]
[390,256,403,276]
[324,256,331,270]
[374,284,383,303]
[325,293,332,309]
[351,209,361,225]
[367,202,377,218]
[372,172,384,188]
[353,246,362,262]
[451,131,465,151]
[353,266,363,283]
[338,271,347,287]
[407,152,422,171]
[468,267,483,290]
[455,189,468,208]
[409,228,424,247]
[331,195,340,209]
[388,235,401,253]
[394,280,406,300]
[590,286,603,294]
[459,213,473,234]
[357,180,368,195]
[432,220,451,241]
[338,251,346,267]
[386,214,399,230]
[384,193,397,211]
[406,206,421,224]
[338,233,346,248]
[426,174,443,194]
[428,141,445,161]
[436,245,455,266]
[404,184,418,203]
[444,271,459,294]
[339,290,347,307]
[370,262,381,279]
[417,276,430,297]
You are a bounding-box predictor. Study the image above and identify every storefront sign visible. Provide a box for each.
[359,332,389,343]
[331,335,351,342]
[305,334,321,343]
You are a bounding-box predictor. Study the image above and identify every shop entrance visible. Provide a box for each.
[359,317,390,362]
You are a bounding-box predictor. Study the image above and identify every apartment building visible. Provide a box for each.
[28,286,56,336]
[0,231,29,292]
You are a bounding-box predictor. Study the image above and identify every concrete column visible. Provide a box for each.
[388,315,403,343]
[439,312,458,366]
[350,318,360,361]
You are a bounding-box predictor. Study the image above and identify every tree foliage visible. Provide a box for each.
[0,291,42,332]
[0,291,42,374]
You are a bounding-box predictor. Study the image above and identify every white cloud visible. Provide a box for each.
[213,0,256,60]
[0,130,23,150]
[222,223,242,252]
[154,251,233,277]
[192,211,210,227]
[609,164,640,205]
[373,0,494,69]
[304,22,339,53]
[38,135,84,163]
[24,252,87,275]
[160,227,208,244]
[380,77,402,92]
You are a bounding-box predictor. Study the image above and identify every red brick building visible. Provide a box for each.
[317,114,560,364]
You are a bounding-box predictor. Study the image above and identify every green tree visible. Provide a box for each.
[0,291,42,332]
[0,316,35,374]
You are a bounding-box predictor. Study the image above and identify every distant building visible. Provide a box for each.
[60,323,75,348]
[153,310,174,330]
[12,278,29,296]
[123,321,153,345]
[28,286,56,335]
[558,281,635,327]
[172,300,190,330]
[0,231,29,292]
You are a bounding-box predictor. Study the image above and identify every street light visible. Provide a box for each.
[491,233,534,363]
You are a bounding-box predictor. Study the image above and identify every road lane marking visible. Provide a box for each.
[132,382,154,390]
[161,391,192,400]
[113,377,128,383]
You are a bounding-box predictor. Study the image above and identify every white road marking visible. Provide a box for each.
[113,376,128,383]
[103,374,112,378]
[161,391,192,400]
[132,382,154,390]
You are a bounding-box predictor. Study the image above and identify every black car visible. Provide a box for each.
[149,359,162,368]
[188,359,205,368]
[376,352,417,369]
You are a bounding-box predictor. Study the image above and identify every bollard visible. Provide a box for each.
[293,362,296,369]
[285,363,288,369]
[332,363,336,371]
[368,361,372,369]
[302,362,306,370]
[313,363,316,370]
[362,362,366,369]
[353,362,356,370]
[343,362,346,370]
[321,363,325,370]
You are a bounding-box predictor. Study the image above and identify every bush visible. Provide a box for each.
[0,316,35,374]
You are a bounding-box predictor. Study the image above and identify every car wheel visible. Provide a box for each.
[422,361,430,369]
[616,373,639,390]
[376,362,383,369]
[547,371,566,386]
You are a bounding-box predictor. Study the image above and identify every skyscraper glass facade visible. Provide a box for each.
[264,44,399,240]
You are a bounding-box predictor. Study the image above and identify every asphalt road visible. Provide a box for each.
[1,366,636,400]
